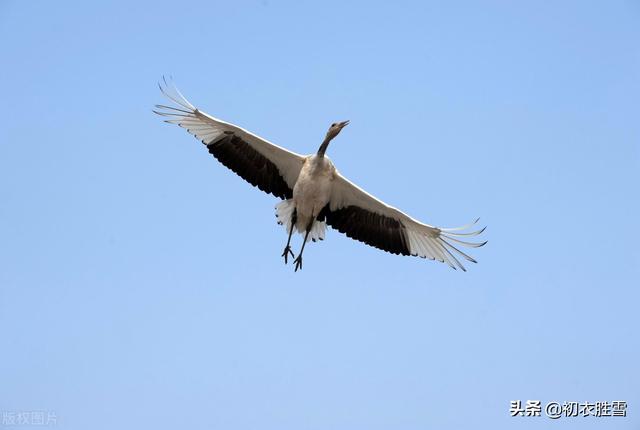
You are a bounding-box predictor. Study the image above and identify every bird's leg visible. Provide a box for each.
[293,219,314,272]
[281,209,297,264]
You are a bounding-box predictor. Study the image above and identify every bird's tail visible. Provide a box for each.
[275,199,296,232]
[275,200,326,242]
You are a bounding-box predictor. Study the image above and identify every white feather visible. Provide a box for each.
[275,199,326,243]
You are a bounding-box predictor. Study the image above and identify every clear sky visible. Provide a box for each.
[1,1,638,429]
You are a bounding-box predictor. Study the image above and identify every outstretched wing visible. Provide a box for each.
[154,78,305,199]
[324,171,487,270]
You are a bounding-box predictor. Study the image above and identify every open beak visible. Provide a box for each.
[338,120,350,128]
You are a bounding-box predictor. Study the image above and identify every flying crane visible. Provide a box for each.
[154,79,486,272]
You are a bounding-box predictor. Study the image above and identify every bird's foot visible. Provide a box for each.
[293,255,303,272]
[281,245,294,264]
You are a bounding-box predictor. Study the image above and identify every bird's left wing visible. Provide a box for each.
[154,78,305,199]
[325,171,486,270]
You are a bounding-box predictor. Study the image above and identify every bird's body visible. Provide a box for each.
[155,78,486,271]
[292,155,334,233]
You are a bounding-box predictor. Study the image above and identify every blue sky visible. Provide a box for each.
[1,1,638,429]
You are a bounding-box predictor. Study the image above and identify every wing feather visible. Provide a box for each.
[327,171,486,270]
[154,78,305,199]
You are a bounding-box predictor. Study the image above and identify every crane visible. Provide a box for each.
[154,78,486,272]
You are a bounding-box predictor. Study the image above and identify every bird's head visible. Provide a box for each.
[317,120,349,157]
[325,120,350,141]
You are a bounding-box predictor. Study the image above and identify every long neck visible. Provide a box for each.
[317,137,331,158]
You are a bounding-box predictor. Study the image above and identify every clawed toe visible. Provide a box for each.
[281,246,294,264]
[293,255,303,272]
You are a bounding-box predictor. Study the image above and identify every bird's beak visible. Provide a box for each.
[338,120,350,128]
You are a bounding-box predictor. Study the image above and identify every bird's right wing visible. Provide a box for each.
[325,171,486,270]
[154,78,305,200]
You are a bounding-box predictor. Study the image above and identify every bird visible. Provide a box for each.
[154,78,486,272]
